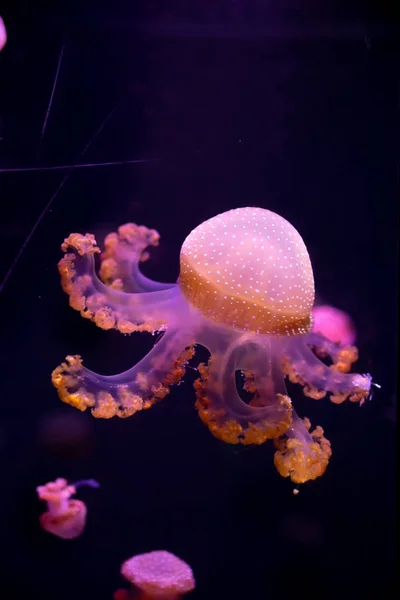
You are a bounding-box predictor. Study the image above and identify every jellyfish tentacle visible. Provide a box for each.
[52,327,196,418]
[283,341,371,403]
[274,412,332,484]
[194,331,293,444]
[305,331,359,373]
[99,222,173,293]
[59,232,182,334]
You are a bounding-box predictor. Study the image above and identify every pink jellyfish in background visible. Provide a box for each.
[312,304,356,346]
[36,477,99,539]
[0,17,6,51]
[114,550,195,600]
[52,207,376,486]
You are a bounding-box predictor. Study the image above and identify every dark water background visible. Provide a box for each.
[0,2,397,599]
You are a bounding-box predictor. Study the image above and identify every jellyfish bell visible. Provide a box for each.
[179,207,315,335]
[39,497,87,540]
[36,477,99,540]
[118,550,195,600]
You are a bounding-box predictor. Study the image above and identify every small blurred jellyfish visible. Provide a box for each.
[114,550,195,600]
[281,513,324,548]
[36,477,99,539]
[37,410,93,459]
[312,304,356,346]
[0,17,6,51]
[52,207,375,486]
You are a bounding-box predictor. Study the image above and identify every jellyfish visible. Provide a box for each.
[36,477,99,539]
[114,550,195,599]
[312,304,356,346]
[52,207,375,484]
[0,17,6,51]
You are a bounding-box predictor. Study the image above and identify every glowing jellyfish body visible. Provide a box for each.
[36,477,99,539]
[52,207,373,485]
[115,550,195,600]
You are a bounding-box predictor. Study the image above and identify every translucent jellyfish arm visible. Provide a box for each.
[98,223,174,293]
[283,341,372,404]
[305,331,359,373]
[194,332,293,445]
[72,478,100,490]
[52,327,196,418]
[274,413,332,484]
[59,230,183,334]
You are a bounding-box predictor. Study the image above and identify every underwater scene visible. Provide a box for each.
[0,2,397,599]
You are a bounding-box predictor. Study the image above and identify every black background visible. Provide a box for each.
[0,2,397,599]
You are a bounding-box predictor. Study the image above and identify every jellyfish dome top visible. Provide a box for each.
[115,550,195,599]
[179,206,314,335]
[52,207,373,485]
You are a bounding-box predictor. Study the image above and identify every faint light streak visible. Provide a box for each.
[0,158,156,174]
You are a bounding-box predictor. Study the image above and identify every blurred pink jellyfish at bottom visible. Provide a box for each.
[312,305,356,346]
[36,477,99,539]
[114,550,195,600]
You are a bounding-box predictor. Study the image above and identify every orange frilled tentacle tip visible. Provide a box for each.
[273,416,332,484]
[51,345,195,419]
[52,223,196,419]
[99,222,160,290]
[194,361,293,446]
[58,225,171,335]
